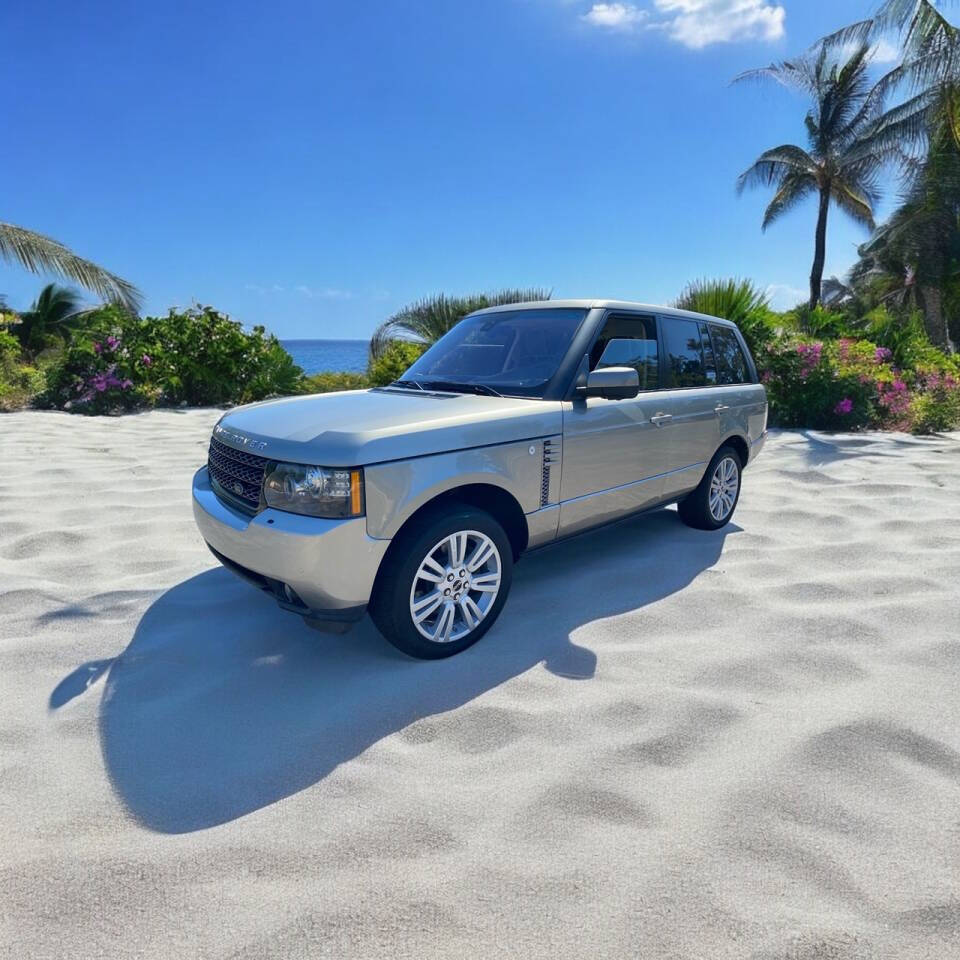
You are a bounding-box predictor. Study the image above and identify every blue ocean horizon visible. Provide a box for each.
[281,339,370,375]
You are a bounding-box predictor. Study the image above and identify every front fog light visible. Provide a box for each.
[263,463,364,518]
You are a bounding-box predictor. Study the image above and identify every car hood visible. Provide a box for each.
[216,388,563,466]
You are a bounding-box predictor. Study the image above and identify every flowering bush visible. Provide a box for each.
[42,305,302,414]
[759,331,960,433]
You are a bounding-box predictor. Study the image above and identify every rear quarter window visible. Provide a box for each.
[709,324,751,385]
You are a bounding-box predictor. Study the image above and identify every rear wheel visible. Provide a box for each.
[678,445,743,530]
[369,506,514,659]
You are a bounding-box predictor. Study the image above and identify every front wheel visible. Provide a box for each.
[369,506,514,659]
[678,446,743,530]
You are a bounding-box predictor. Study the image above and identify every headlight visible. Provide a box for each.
[263,463,364,518]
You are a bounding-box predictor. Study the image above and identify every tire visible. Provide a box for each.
[369,505,514,659]
[678,445,743,531]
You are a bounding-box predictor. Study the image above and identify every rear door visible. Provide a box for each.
[656,315,722,501]
[558,312,670,536]
[707,321,767,452]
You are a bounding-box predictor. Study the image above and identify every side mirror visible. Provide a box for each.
[579,366,640,400]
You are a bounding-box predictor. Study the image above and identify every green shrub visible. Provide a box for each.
[300,370,370,393]
[368,340,427,386]
[0,329,46,411]
[42,305,302,413]
[909,371,960,433]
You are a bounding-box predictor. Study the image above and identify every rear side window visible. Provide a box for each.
[709,324,751,384]
[662,317,709,388]
[590,314,658,390]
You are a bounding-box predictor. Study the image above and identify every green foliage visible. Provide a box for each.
[12,284,88,353]
[0,328,45,410]
[370,288,550,360]
[42,304,302,414]
[368,340,427,386]
[674,278,775,356]
[300,370,370,394]
[757,330,960,433]
[910,372,960,433]
[785,304,852,339]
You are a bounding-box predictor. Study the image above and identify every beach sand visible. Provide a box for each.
[2,409,959,959]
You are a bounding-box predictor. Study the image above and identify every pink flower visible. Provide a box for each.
[760,371,772,383]
[141,354,152,366]
[121,379,133,390]
[93,341,102,354]
[834,397,853,415]
[105,335,120,350]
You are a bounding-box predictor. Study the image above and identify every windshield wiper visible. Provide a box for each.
[421,380,503,398]
[388,379,425,391]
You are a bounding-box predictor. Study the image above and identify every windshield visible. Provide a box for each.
[400,308,588,398]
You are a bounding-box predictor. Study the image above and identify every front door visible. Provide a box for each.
[558,313,671,536]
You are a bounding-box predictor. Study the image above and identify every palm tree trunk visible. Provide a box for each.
[809,184,830,309]
[919,284,955,352]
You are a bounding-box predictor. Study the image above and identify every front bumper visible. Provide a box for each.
[192,467,390,619]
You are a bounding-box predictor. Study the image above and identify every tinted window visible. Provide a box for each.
[710,324,750,384]
[663,317,708,387]
[698,322,717,384]
[404,308,587,398]
[590,314,658,390]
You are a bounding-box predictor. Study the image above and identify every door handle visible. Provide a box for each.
[714,404,730,414]
[650,413,672,426]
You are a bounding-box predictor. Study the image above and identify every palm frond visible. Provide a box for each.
[830,181,877,229]
[736,145,818,193]
[762,174,818,230]
[0,222,142,314]
[370,287,551,360]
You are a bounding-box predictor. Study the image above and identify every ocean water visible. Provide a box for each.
[281,339,370,375]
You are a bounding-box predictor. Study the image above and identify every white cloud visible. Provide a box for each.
[653,0,785,49]
[295,285,353,300]
[765,282,806,310]
[581,3,648,30]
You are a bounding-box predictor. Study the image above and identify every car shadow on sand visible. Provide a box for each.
[57,507,736,833]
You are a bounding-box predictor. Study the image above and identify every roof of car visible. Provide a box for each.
[467,299,738,327]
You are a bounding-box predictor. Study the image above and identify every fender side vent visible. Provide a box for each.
[540,438,558,507]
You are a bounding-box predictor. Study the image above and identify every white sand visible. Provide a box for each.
[2,409,960,959]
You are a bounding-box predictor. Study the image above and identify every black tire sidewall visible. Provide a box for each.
[680,445,743,530]
[370,505,514,658]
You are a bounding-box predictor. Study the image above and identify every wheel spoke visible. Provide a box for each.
[466,540,495,572]
[471,573,499,591]
[447,533,467,568]
[460,595,482,629]
[432,603,455,642]
[418,554,446,583]
[412,590,444,623]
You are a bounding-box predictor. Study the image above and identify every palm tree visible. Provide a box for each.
[736,43,886,309]
[370,288,551,360]
[14,283,89,352]
[0,222,141,314]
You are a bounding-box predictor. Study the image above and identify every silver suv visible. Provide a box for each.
[193,301,767,658]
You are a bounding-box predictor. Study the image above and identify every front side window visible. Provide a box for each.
[709,324,751,384]
[590,314,658,390]
[403,308,588,398]
[663,317,709,388]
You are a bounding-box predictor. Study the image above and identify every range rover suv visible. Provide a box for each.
[193,301,767,658]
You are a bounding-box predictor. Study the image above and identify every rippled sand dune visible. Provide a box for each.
[2,410,959,959]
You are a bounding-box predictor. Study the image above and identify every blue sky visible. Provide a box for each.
[3,0,893,338]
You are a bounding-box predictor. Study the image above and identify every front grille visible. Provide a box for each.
[208,435,269,512]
